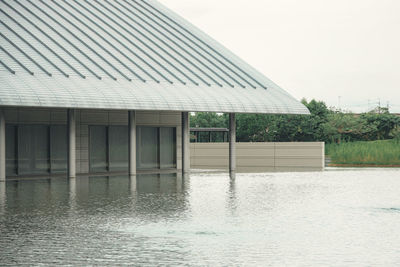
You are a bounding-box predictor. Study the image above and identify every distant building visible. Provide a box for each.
[190,128,229,143]
[0,0,308,180]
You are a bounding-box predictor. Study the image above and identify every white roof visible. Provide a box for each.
[0,0,309,114]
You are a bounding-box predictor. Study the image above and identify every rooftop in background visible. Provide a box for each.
[0,0,309,115]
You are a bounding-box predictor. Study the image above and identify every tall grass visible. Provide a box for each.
[325,139,400,165]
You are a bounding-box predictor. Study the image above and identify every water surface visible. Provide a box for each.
[1,168,399,266]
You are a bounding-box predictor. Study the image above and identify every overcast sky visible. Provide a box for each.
[159,0,400,112]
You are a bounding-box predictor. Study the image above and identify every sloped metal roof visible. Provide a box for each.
[0,0,309,114]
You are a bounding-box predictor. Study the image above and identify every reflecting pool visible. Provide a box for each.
[1,168,400,266]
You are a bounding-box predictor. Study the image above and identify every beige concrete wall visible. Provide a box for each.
[3,108,182,175]
[190,142,324,172]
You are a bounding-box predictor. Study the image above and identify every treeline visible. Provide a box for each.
[190,99,400,143]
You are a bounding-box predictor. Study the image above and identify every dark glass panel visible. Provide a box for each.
[6,125,17,176]
[32,125,50,174]
[50,125,67,173]
[137,127,158,169]
[18,125,31,174]
[89,126,107,172]
[18,125,49,175]
[109,126,128,172]
[160,127,176,168]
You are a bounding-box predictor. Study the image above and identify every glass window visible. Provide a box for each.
[88,125,176,173]
[4,123,76,176]
[136,126,176,170]
[6,125,17,176]
[160,127,176,169]
[50,125,68,173]
[137,127,159,169]
[32,125,50,174]
[89,126,108,172]
[109,126,128,172]
[18,125,50,175]
[18,125,31,174]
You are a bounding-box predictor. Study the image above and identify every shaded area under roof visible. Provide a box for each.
[0,0,309,114]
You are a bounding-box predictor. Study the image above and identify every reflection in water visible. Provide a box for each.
[0,169,400,265]
[129,175,136,192]
[0,183,5,215]
[1,174,187,217]
[227,175,237,215]
[69,177,76,211]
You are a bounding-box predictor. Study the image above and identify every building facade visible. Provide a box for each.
[2,108,182,178]
[0,0,309,180]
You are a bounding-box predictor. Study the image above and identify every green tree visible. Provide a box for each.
[189,99,400,143]
[360,112,400,140]
[236,114,272,142]
[321,113,373,143]
[190,112,227,128]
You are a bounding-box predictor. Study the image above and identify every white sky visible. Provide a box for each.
[159,0,400,112]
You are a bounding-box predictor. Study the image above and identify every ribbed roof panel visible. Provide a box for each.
[0,0,309,114]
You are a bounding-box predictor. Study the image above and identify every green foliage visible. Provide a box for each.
[392,126,400,141]
[236,99,331,142]
[190,99,400,143]
[321,111,400,143]
[325,140,400,165]
[360,112,400,140]
[190,112,227,128]
[321,113,376,143]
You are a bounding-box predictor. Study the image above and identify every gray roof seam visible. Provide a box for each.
[94,0,196,85]
[39,0,118,80]
[126,0,239,88]
[116,0,227,88]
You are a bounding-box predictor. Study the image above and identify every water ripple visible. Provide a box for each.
[1,170,400,266]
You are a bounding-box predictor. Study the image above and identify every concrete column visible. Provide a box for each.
[0,109,6,182]
[68,109,76,179]
[229,113,236,173]
[129,110,136,176]
[182,112,190,173]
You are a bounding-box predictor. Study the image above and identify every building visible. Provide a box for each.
[0,0,309,180]
[190,128,229,143]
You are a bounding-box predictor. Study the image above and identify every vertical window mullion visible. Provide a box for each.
[89,125,108,173]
